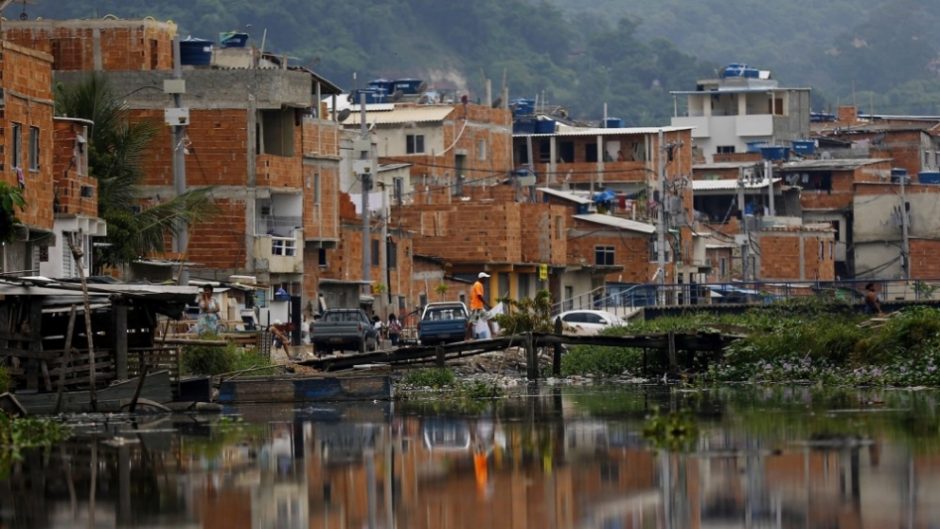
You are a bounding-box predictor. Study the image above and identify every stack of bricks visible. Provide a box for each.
[3,20,176,72]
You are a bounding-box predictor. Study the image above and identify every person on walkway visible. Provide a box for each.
[196,284,221,336]
[468,272,491,339]
[387,313,402,346]
[864,282,884,316]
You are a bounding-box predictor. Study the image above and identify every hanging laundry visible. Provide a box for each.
[15,167,25,189]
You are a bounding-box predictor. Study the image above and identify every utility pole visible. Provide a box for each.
[380,182,389,312]
[656,129,667,305]
[900,172,910,279]
[737,167,750,282]
[358,93,373,290]
[765,159,775,216]
[166,35,189,284]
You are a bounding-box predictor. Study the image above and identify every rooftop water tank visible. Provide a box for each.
[760,146,789,161]
[605,117,624,128]
[746,141,769,153]
[219,31,248,48]
[918,171,940,184]
[179,36,212,66]
[368,79,395,94]
[393,79,424,95]
[791,140,816,155]
[535,119,556,134]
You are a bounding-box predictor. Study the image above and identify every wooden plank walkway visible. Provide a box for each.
[297,331,739,374]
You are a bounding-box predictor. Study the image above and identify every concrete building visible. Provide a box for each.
[671,67,811,163]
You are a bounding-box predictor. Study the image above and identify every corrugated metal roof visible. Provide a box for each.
[538,187,593,205]
[670,86,811,95]
[780,158,892,171]
[342,106,453,126]
[514,125,693,138]
[693,161,762,170]
[574,214,656,234]
[693,178,780,191]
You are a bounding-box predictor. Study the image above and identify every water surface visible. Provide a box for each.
[2,385,939,528]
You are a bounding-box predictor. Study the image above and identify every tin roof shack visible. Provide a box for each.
[812,121,940,178]
[852,182,940,281]
[778,158,891,277]
[0,280,196,410]
[670,67,811,163]
[0,40,55,277]
[340,102,513,193]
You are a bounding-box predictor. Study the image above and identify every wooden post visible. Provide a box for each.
[435,345,444,368]
[113,299,128,380]
[552,317,563,376]
[54,306,78,414]
[67,233,96,410]
[667,330,677,374]
[25,298,43,390]
[525,332,538,380]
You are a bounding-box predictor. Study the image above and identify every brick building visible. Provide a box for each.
[41,117,107,278]
[755,224,836,281]
[0,39,55,275]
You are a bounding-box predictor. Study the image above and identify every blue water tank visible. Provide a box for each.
[535,119,556,134]
[368,79,394,94]
[760,146,789,161]
[511,98,535,116]
[393,78,424,95]
[513,119,537,134]
[919,171,940,184]
[219,32,248,48]
[791,139,816,155]
[179,37,212,66]
[746,141,769,153]
[353,88,387,104]
[605,117,624,128]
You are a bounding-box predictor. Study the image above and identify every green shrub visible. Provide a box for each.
[402,368,455,388]
[561,345,643,377]
[182,340,237,375]
[860,307,940,363]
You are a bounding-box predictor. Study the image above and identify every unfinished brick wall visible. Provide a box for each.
[188,198,247,270]
[1,42,55,230]
[52,118,98,218]
[520,203,567,265]
[567,225,651,283]
[758,231,835,281]
[130,108,249,187]
[302,117,341,157]
[303,163,340,239]
[3,20,176,71]
[910,239,940,278]
[257,116,303,189]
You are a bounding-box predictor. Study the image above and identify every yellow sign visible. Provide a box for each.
[539,264,549,281]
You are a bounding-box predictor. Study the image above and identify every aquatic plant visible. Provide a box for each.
[402,367,455,388]
[642,407,699,452]
[0,413,70,479]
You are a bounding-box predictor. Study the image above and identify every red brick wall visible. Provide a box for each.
[567,226,651,283]
[402,203,523,263]
[131,108,249,187]
[302,118,341,157]
[758,231,835,281]
[520,203,567,265]
[910,239,940,278]
[188,198,246,270]
[303,163,340,239]
[3,21,176,71]
[52,119,98,218]
[1,42,55,230]
[258,114,303,188]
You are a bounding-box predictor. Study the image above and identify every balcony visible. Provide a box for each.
[253,228,304,274]
[533,161,648,186]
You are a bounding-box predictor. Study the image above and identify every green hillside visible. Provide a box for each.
[20,0,940,119]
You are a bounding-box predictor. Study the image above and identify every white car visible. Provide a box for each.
[555,310,625,336]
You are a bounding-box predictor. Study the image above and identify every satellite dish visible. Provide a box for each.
[337,108,352,122]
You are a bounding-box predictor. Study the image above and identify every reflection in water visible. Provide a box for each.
[1,387,940,528]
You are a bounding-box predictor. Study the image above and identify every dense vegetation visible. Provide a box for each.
[28,0,940,126]
[563,301,940,387]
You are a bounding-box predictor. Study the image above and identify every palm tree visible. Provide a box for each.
[55,74,214,271]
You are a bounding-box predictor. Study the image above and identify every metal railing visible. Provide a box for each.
[554,278,940,314]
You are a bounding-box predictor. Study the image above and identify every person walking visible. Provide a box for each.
[468,272,491,339]
[195,284,221,336]
[864,282,884,316]
[387,313,402,346]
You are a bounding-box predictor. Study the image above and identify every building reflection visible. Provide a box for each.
[1,392,940,529]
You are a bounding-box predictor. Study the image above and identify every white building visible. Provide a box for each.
[671,66,811,163]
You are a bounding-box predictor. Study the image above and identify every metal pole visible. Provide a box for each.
[172,35,189,285]
[380,182,389,311]
[657,129,667,305]
[738,167,749,281]
[360,94,372,287]
[766,159,775,216]
[900,172,910,279]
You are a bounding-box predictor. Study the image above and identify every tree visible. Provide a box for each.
[54,74,215,271]
[0,182,26,243]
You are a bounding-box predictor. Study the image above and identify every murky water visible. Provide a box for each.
[2,385,940,528]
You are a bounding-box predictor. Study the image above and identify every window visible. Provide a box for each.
[313,173,321,204]
[585,143,598,163]
[11,123,22,168]
[594,245,615,266]
[272,236,296,257]
[559,141,574,163]
[477,138,487,161]
[371,239,380,267]
[538,139,551,162]
[829,241,834,260]
[318,247,327,267]
[406,134,425,154]
[28,127,39,171]
[818,241,823,261]
[719,256,728,278]
[258,109,295,156]
[717,145,736,154]
[393,177,403,204]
